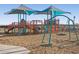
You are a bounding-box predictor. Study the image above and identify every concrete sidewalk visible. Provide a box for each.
[0,44,30,54]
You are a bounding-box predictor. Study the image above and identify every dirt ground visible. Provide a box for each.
[0,32,79,54]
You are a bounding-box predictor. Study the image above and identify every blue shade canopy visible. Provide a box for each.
[5,9,27,14]
[5,5,71,16]
[5,4,34,15]
[35,5,71,16]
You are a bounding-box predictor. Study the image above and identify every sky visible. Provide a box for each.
[0,4,79,25]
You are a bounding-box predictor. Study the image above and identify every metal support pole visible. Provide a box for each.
[72,20,79,41]
[18,14,21,33]
[47,12,49,32]
[58,19,60,32]
[47,12,48,20]
[48,11,53,45]
[42,19,45,43]
[13,22,15,33]
[25,14,27,33]
[18,14,20,33]
[68,20,71,40]
[42,12,49,43]
[19,14,21,22]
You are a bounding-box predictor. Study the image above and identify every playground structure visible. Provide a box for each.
[7,20,43,34]
[5,5,65,34]
[7,18,61,34]
[4,4,79,48]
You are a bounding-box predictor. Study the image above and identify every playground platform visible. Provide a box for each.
[0,44,30,54]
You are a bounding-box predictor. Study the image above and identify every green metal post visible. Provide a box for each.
[68,20,71,40]
[54,12,56,32]
[42,19,45,43]
[19,14,21,33]
[22,14,24,33]
[20,14,21,22]
[18,14,20,33]
[47,12,49,32]
[13,22,16,33]
[72,20,79,41]
[42,12,49,43]
[25,14,27,33]
[48,11,53,45]
[24,14,27,33]
[58,19,59,32]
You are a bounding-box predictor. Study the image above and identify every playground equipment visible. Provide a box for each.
[54,15,78,40]
[34,5,79,47]
[7,19,60,34]
[34,5,69,46]
[5,5,64,34]
[5,4,33,34]
[7,19,42,34]
[5,5,79,48]
[30,20,43,33]
[7,19,45,34]
[7,19,26,33]
[5,5,44,34]
[7,22,17,33]
[44,19,59,32]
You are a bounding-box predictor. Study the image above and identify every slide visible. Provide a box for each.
[7,22,18,32]
[8,26,14,32]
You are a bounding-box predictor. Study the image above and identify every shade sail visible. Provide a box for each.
[5,4,33,15]
[5,9,35,15]
[5,9,27,14]
[35,5,71,16]
[5,5,71,16]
